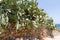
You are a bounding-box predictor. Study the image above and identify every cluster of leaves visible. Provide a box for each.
[0,0,56,33]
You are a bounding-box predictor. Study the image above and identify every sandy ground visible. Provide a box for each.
[44,30,60,40]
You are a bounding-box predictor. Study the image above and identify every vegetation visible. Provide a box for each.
[0,0,56,40]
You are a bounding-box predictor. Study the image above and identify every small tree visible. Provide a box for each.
[0,0,55,40]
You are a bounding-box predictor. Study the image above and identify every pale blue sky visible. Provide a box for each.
[37,0,60,24]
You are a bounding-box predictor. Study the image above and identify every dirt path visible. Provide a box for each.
[44,30,60,40]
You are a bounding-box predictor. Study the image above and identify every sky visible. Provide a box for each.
[37,0,60,24]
